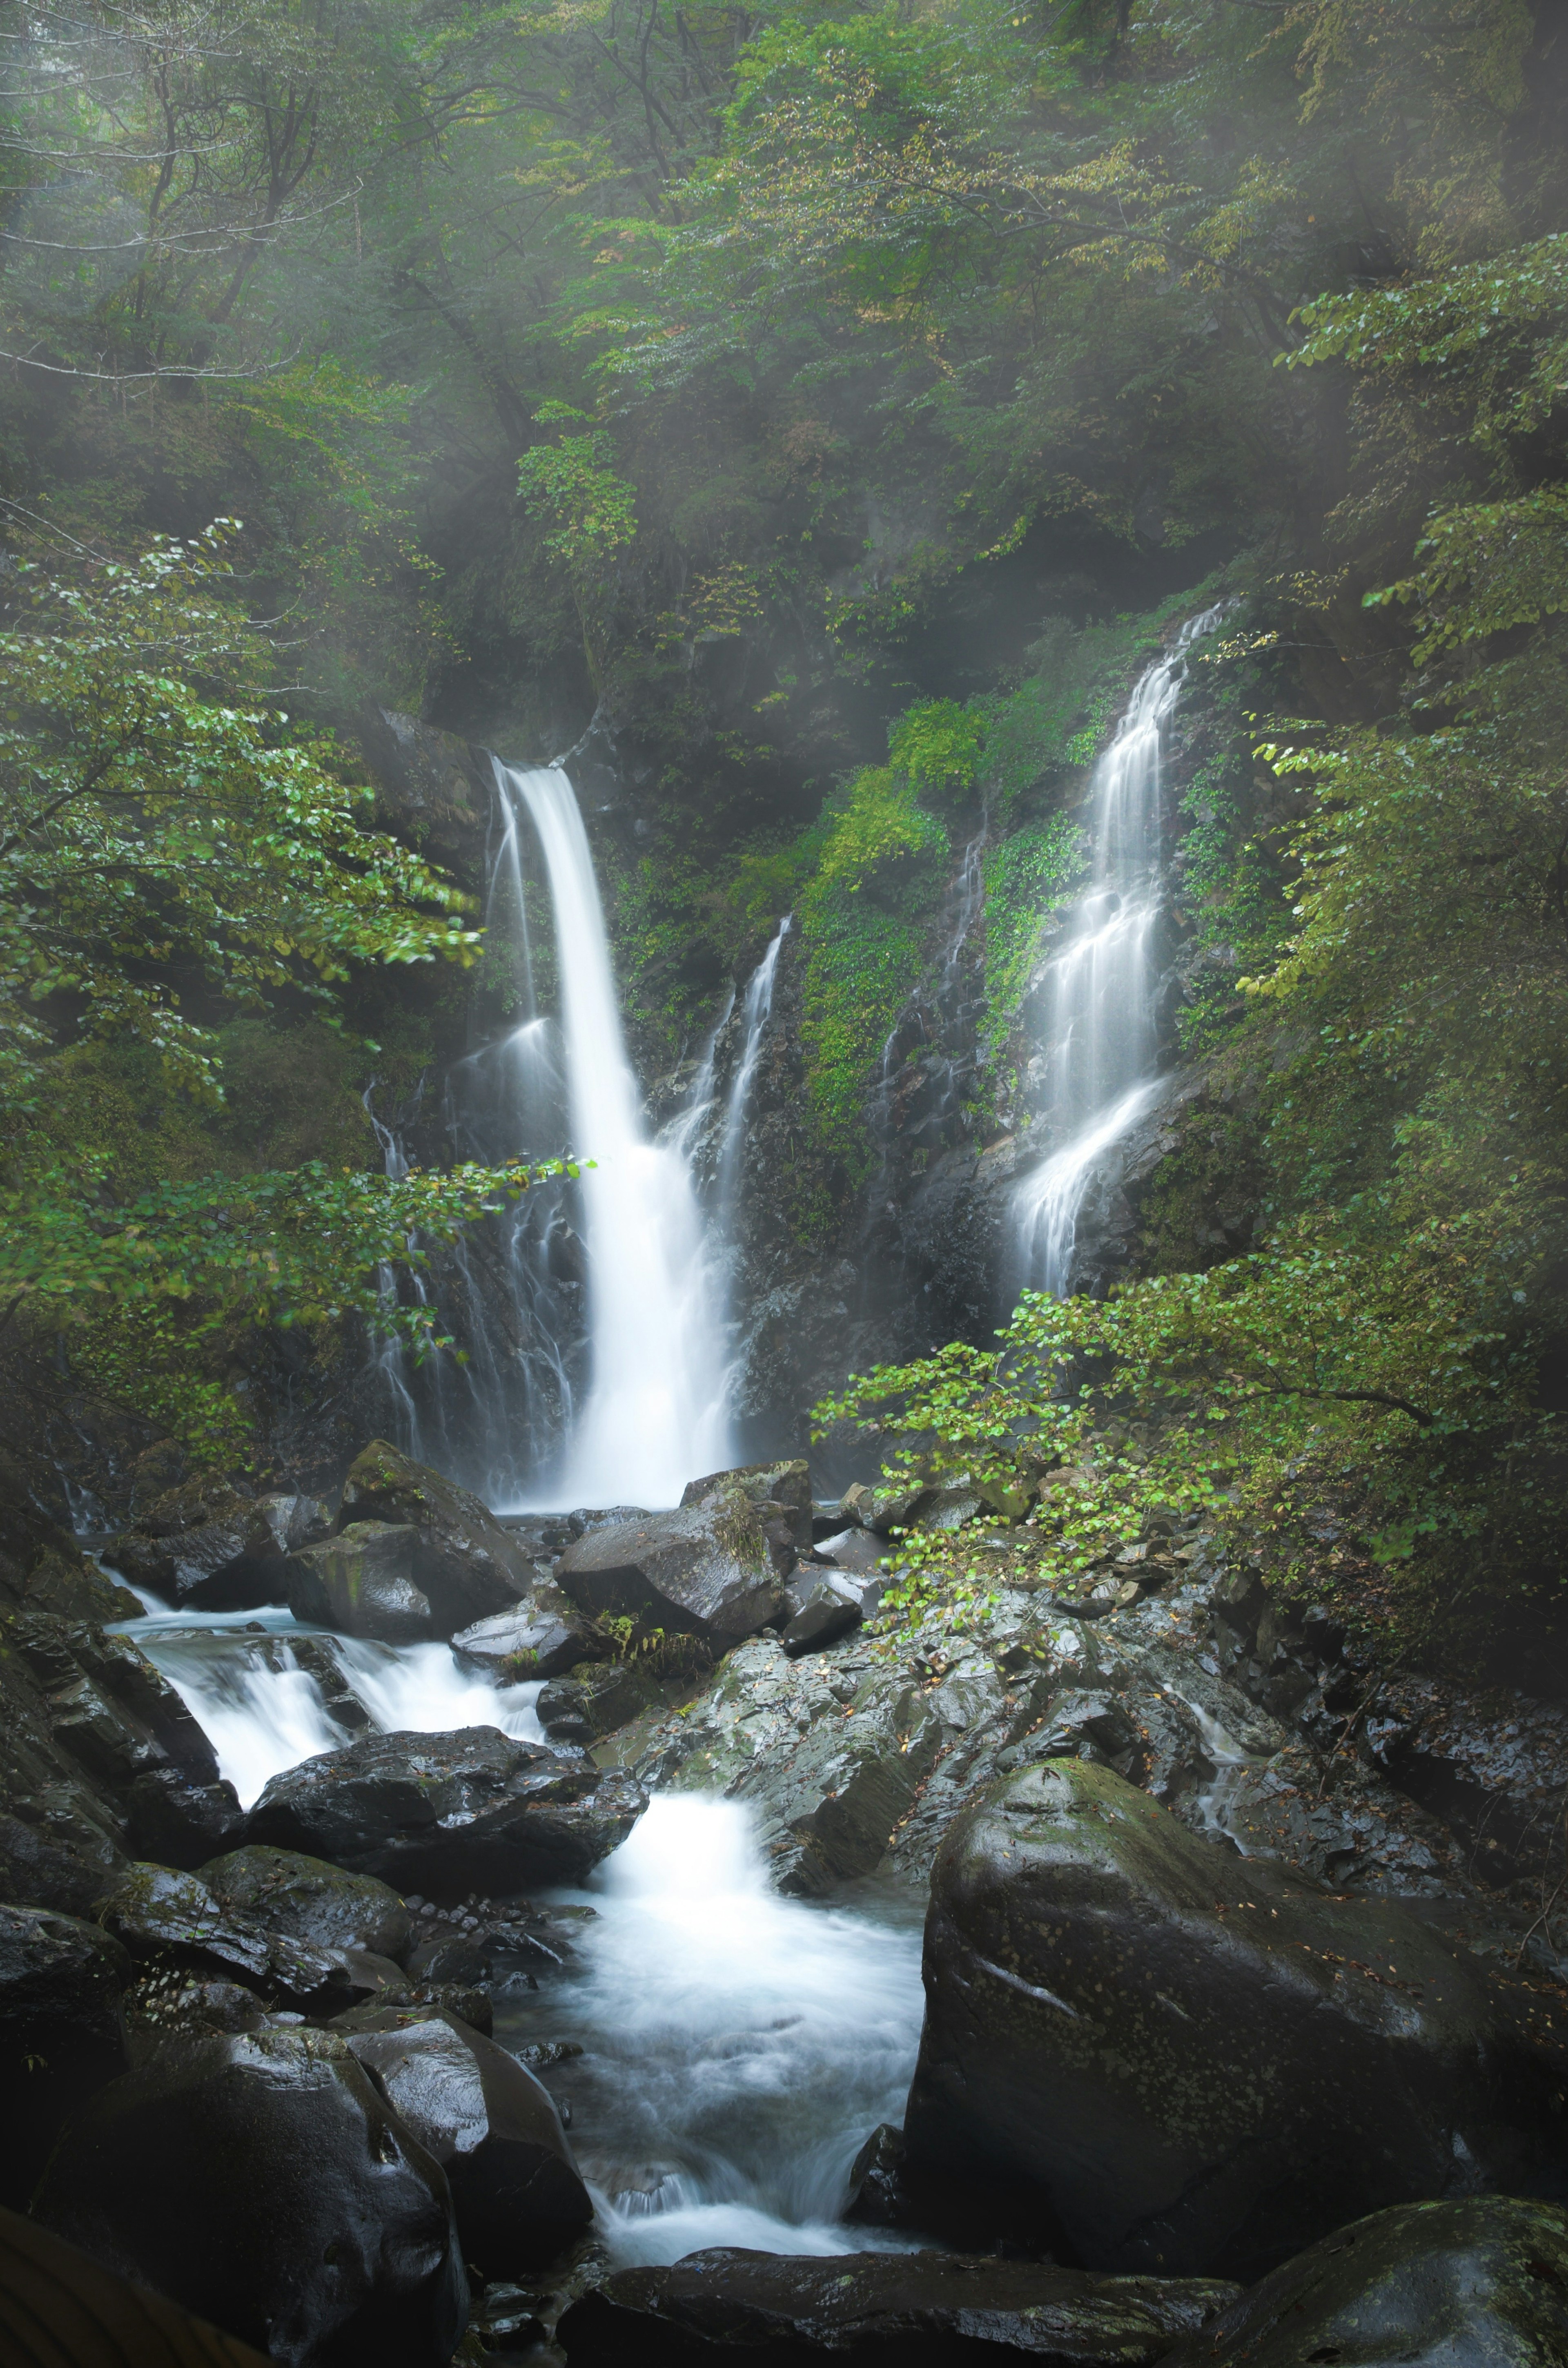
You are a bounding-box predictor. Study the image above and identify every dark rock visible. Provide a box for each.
[12,1617,220,1789]
[345,2009,593,2275]
[782,1581,863,1657]
[843,2123,909,2227]
[405,1929,493,1987]
[0,1903,129,2209]
[556,1505,785,1648]
[0,2202,275,2368]
[813,1527,888,1577]
[0,1798,125,1919]
[109,1490,331,1612]
[337,1440,532,1634]
[556,2247,1241,2367]
[36,2024,468,2366]
[125,1768,245,1869]
[247,1727,646,1895]
[200,1844,413,1962]
[452,1591,612,1681]
[1157,2196,1568,2368]
[333,1982,494,2039]
[95,1862,357,2009]
[537,1661,655,1745]
[682,1460,814,1553]
[285,1523,434,1643]
[123,1967,269,2060]
[902,1758,1568,2281]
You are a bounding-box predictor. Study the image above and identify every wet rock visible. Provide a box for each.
[94,1862,358,2009]
[200,1844,414,1963]
[1157,2196,1568,2368]
[12,1617,220,1790]
[843,2122,909,2228]
[813,1528,888,1577]
[1358,1673,1568,1888]
[36,2024,468,2366]
[453,1591,612,1681]
[682,1460,814,1555]
[556,2247,1241,2367]
[333,1982,494,2039]
[537,1661,655,1745]
[337,1439,532,1634]
[781,1580,863,1657]
[556,1504,785,1648]
[405,1928,492,1987]
[345,2009,593,2275]
[0,1795,126,1920]
[285,1522,434,1643]
[123,1965,269,2060]
[0,1903,130,2209]
[247,1727,646,1895]
[902,1758,1568,2281]
[0,2203,276,2368]
[125,1767,246,1869]
[109,1490,331,1612]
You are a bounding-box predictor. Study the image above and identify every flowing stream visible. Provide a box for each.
[1013,606,1225,1293]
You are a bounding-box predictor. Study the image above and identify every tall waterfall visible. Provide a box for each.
[490,762,734,1507]
[1013,607,1224,1293]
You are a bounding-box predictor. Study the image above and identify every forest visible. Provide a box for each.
[4,3,1568,2356]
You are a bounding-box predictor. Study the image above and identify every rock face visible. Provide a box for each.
[247,1727,646,1896]
[285,1523,434,1643]
[0,1904,129,2209]
[1158,2196,1568,2368]
[0,2204,274,2368]
[556,2247,1241,2368]
[902,1758,1568,2281]
[555,1504,786,1647]
[35,2025,468,2367]
[200,1844,413,1963]
[335,1440,532,1634]
[110,1487,331,1611]
[344,2008,593,2274]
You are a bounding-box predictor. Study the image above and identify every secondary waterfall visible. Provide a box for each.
[716,914,790,1219]
[491,762,734,1508]
[1012,606,1224,1293]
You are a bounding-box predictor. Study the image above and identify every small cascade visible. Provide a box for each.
[1013,606,1224,1293]
[716,915,790,1216]
[491,762,734,1507]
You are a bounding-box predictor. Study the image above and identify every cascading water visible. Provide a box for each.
[490,762,734,1508]
[716,915,790,1216]
[1012,606,1225,1293]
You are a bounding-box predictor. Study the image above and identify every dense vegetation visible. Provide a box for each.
[2,0,1566,1670]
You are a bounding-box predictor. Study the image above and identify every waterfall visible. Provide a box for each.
[491,762,734,1508]
[716,915,789,1215]
[1012,606,1224,1294]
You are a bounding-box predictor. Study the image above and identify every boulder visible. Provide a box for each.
[247,1727,647,1896]
[537,1661,656,1746]
[682,1460,814,1554]
[555,2247,1241,2368]
[11,1617,220,1790]
[813,1527,889,1577]
[35,2025,468,2366]
[285,1523,434,1643]
[0,1903,130,2209]
[336,1440,532,1634]
[200,1844,413,1963]
[555,1504,785,1648]
[902,1758,1568,2281]
[345,2009,593,2274]
[1157,2197,1568,2368]
[452,1589,612,1680]
[404,1928,492,1987]
[110,1490,332,1612]
[94,1862,359,2010]
[0,2203,275,2368]
[781,1579,863,1657]
[125,1767,245,1869]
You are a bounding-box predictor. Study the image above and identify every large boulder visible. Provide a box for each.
[537,1661,655,1746]
[285,1523,435,1643]
[335,1441,532,1634]
[345,2008,593,2275]
[452,1586,612,1680]
[35,2025,468,2366]
[0,2204,274,2368]
[902,1758,1568,2281]
[111,1489,331,1611]
[246,1727,646,1896]
[95,1863,364,2011]
[556,2247,1241,2368]
[555,1503,786,1648]
[681,1460,814,1556]
[0,1904,129,2209]
[1158,2197,1568,2368]
[200,1844,413,1964]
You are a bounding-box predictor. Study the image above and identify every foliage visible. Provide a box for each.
[516,410,639,686]
[979,818,1085,1063]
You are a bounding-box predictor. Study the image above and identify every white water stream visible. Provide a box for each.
[1013,606,1225,1293]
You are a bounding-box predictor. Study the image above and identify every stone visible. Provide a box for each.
[405,1929,492,1987]
[345,2009,593,2275]
[11,1617,220,1791]
[555,2247,1241,2367]
[902,1758,1568,2281]
[813,1527,888,1576]
[781,1580,862,1657]
[682,1460,814,1552]
[94,1862,359,2009]
[247,1727,646,1895]
[0,2203,276,2368]
[843,2123,908,2228]
[537,1661,655,1746]
[555,1505,785,1648]
[337,1440,532,1634]
[1157,2197,1568,2368]
[35,2025,468,2366]
[109,1491,332,1612]
[200,1844,414,1962]
[452,1591,612,1681]
[125,1767,246,1869]
[123,1966,270,2060]
[285,1523,434,1643]
[0,1904,130,2209]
